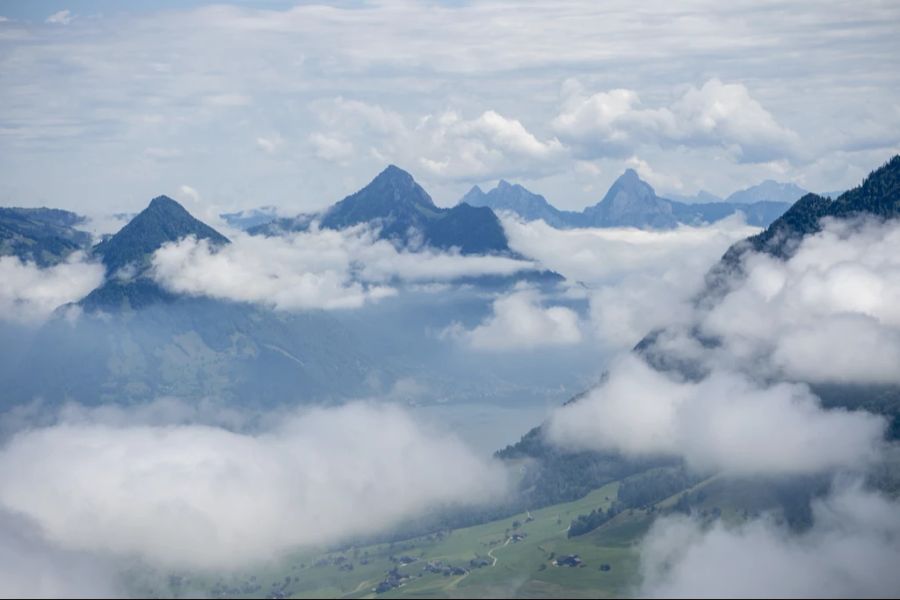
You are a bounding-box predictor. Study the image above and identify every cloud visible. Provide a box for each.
[45,10,74,25]
[546,354,885,476]
[309,132,354,162]
[640,482,900,598]
[0,401,508,571]
[311,98,566,182]
[701,217,900,383]
[255,134,283,155]
[448,289,583,351]
[0,253,105,323]
[501,215,757,348]
[553,79,800,163]
[0,510,120,598]
[150,226,535,311]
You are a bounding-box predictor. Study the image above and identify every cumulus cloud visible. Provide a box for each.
[640,482,900,598]
[546,354,885,476]
[553,79,800,163]
[150,226,534,311]
[448,289,583,351]
[0,253,105,323]
[501,215,757,348]
[701,217,900,383]
[313,99,565,182]
[0,401,508,571]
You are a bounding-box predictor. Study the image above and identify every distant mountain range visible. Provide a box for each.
[252,165,510,255]
[724,179,809,204]
[220,206,279,230]
[464,169,798,229]
[0,207,92,266]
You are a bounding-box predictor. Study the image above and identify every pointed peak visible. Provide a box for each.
[375,164,414,182]
[620,168,641,181]
[147,195,189,214]
[497,179,512,189]
[468,184,484,194]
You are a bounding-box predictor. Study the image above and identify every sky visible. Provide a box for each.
[0,1,898,215]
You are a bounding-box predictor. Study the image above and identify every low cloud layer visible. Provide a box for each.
[151,226,534,311]
[640,482,900,598]
[702,217,900,383]
[446,288,583,351]
[547,217,900,479]
[0,401,508,571]
[502,215,757,348]
[0,253,105,323]
[546,354,885,476]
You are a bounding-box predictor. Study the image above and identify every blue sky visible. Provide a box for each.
[0,0,898,217]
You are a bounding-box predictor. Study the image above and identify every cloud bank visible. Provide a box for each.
[447,288,583,351]
[0,401,507,571]
[701,217,900,383]
[502,215,758,348]
[640,482,900,598]
[150,226,535,311]
[546,354,885,476]
[0,253,104,323]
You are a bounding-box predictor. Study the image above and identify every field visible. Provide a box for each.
[136,480,658,599]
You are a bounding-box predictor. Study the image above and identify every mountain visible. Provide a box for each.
[495,156,900,516]
[0,207,92,266]
[463,171,792,230]
[725,179,808,204]
[668,190,723,204]
[82,195,230,312]
[670,200,791,228]
[721,155,900,265]
[583,169,679,228]
[253,165,511,255]
[5,197,379,407]
[220,206,279,230]
[461,180,582,229]
[93,195,229,276]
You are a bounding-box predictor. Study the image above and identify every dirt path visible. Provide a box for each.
[487,537,512,567]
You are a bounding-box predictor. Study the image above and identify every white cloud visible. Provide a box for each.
[640,483,900,598]
[309,132,354,162]
[45,10,73,25]
[701,218,900,383]
[546,354,885,476]
[313,99,565,182]
[0,402,508,570]
[501,215,757,348]
[450,289,583,351]
[553,79,800,163]
[0,254,105,323]
[255,134,283,155]
[150,227,534,311]
[0,510,120,598]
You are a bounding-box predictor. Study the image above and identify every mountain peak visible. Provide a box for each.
[93,195,229,275]
[725,179,808,204]
[320,165,440,237]
[497,179,513,189]
[374,164,415,185]
[148,194,183,210]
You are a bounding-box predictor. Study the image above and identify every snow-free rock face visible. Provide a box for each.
[92,195,229,275]
[254,165,512,255]
[582,169,678,228]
